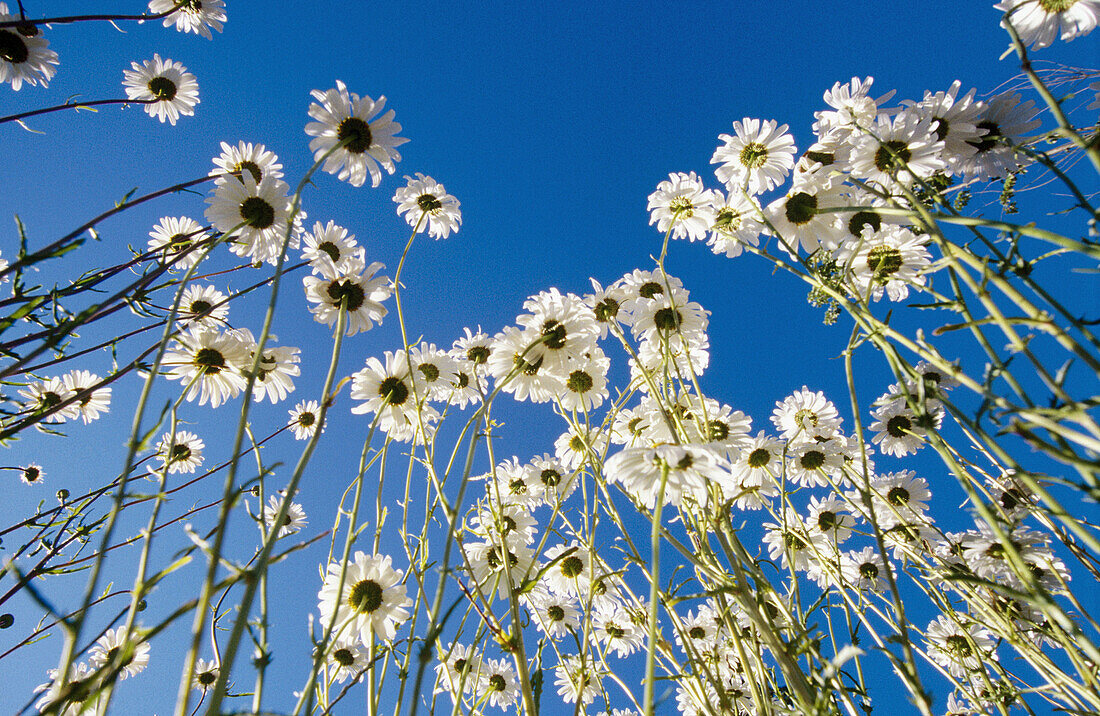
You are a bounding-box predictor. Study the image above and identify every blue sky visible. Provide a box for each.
[2,1,1098,713]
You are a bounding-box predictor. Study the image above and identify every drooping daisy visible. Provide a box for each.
[204,173,293,265]
[122,55,200,125]
[147,216,208,270]
[88,626,150,681]
[262,494,308,538]
[305,81,407,188]
[162,326,250,408]
[303,259,392,336]
[486,325,564,404]
[301,221,363,276]
[515,288,600,374]
[326,635,367,685]
[711,118,797,196]
[149,0,226,39]
[62,370,111,424]
[394,173,462,239]
[287,399,324,440]
[229,328,300,404]
[210,140,282,186]
[592,603,645,657]
[0,5,58,90]
[152,430,205,474]
[408,342,460,402]
[177,284,229,328]
[317,552,412,643]
[34,662,103,716]
[996,0,1100,49]
[647,171,720,242]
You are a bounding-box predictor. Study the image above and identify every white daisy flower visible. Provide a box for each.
[958,91,1042,180]
[486,325,564,403]
[122,54,200,125]
[553,423,608,471]
[554,654,603,706]
[349,351,439,443]
[727,432,783,510]
[804,494,854,545]
[394,173,462,239]
[869,470,932,527]
[229,328,300,404]
[925,615,997,679]
[707,190,764,258]
[153,430,205,474]
[771,386,843,443]
[813,76,896,140]
[557,346,610,412]
[303,259,392,336]
[486,456,542,509]
[305,81,407,188]
[841,546,890,592]
[434,642,482,697]
[408,342,460,402]
[326,635,367,684]
[162,326,250,408]
[868,394,942,457]
[262,494,307,538]
[592,603,645,657]
[996,0,1100,49]
[762,514,816,571]
[542,541,594,597]
[525,590,581,640]
[88,626,150,680]
[210,140,282,186]
[845,108,945,190]
[191,658,219,691]
[301,221,364,276]
[903,81,985,171]
[765,182,846,256]
[147,216,208,270]
[603,443,727,509]
[34,662,102,716]
[711,118,797,196]
[204,173,293,265]
[317,551,412,643]
[287,399,324,440]
[478,658,520,710]
[528,453,578,505]
[178,284,229,328]
[0,5,58,90]
[837,225,933,302]
[584,278,631,338]
[149,0,226,39]
[62,370,110,424]
[462,540,535,600]
[647,171,720,242]
[19,376,78,423]
[516,288,600,374]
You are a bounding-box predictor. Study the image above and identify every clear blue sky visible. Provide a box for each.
[2,1,1097,713]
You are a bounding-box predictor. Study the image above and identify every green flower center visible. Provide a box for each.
[606,625,625,639]
[296,411,316,427]
[0,30,29,65]
[489,674,506,692]
[147,76,178,102]
[817,511,838,531]
[548,605,565,621]
[859,562,879,579]
[784,192,818,226]
[416,193,443,214]
[541,468,561,486]
[688,626,706,639]
[195,347,226,374]
[873,140,912,172]
[784,532,806,550]
[714,207,742,233]
[379,376,409,406]
[333,648,355,666]
[566,370,593,394]
[418,363,440,382]
[1039,0,1077,11]
[793,408,819,429]
[197,670,217,686]
[969,120,1002,153]
[739,142,769,169]
[189,299,212,317]
[167,233,192,251]
[509,478,528,495]
[638,281,663,299]
[338,117,372,154]
[347,578,384,614]
[326,279,365,312]
[23,467,41,482]
[707,420,729,441]
[170,444,192,462]
[239,196,275,229]
[669,197,694,216]
[317,240,341,263]
[867,246,904,278]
